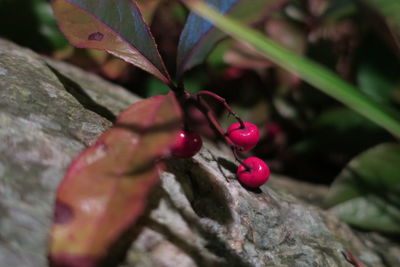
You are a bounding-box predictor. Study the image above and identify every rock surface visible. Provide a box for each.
[0,39,398,267]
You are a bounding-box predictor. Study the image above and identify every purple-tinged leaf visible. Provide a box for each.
[49,93,182,267]
[52,0,171,84]
[177,0,283,77]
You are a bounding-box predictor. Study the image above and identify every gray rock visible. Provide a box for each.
[0,39,397,267]
[0,39,136,267]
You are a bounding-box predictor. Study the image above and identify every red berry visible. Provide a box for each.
[226,122,260,151]
[237,157,270,188]
[171,130,202,158]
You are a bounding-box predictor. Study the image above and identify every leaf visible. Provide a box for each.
[357,38,400,105]
[34,0,69,50]
[136,0,163,24]
[362,0,400,27]
[0,0,68,52]
[51,0,171,84]
[322,0,357,22]
[182,0,400,136]
[330,196,400,234]
[361,0,400,51]
[358,63,396,104]
[176,0,282,77]
[293,108,390,155]
[49,93,182,266]
[145,77,170,97]
[326,143,400,233]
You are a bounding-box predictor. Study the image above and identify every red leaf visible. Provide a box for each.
[52,0,171,84]
[49,93,182,266]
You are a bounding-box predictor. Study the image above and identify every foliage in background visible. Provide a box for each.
[1,0,400,240]
[326,143,400,234]
[0,0,68,52]
[183,0,400,137]
[176,0,282,77]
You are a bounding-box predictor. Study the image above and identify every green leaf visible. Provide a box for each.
[51,0,171,84]
[358,63,396,104]
[182,0,400,136]
[0,0,68,52]
[361,0,400,47]
[357,40,400,106]
[176,0,282,77]
[293,108,389,155]
[322,0,357,22]
[49,93,182,266]
[326,143,400,233]
[330,196,400,234]
[145,77,170,97]
[362,0,400,27]
[34,0,69,50]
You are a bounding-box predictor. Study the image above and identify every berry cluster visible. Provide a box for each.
[171,91,270,188]
[225,122,270,188]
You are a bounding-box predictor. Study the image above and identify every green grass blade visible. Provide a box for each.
[183,0,400,136]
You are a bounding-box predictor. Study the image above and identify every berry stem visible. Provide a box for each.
[174,87,251,170]
[172,84,193,133]
[231,146,251,171]
[196,91,245,128]
[195,95,234,145]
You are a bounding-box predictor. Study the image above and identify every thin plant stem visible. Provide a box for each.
[231,146,251,171]
[195,95,235,146]
[197,91,245,128]
[192,93,251,170]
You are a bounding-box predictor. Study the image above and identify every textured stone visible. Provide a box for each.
[0,39,134,267]
[0,39,398,267]
[124,149,377,267]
